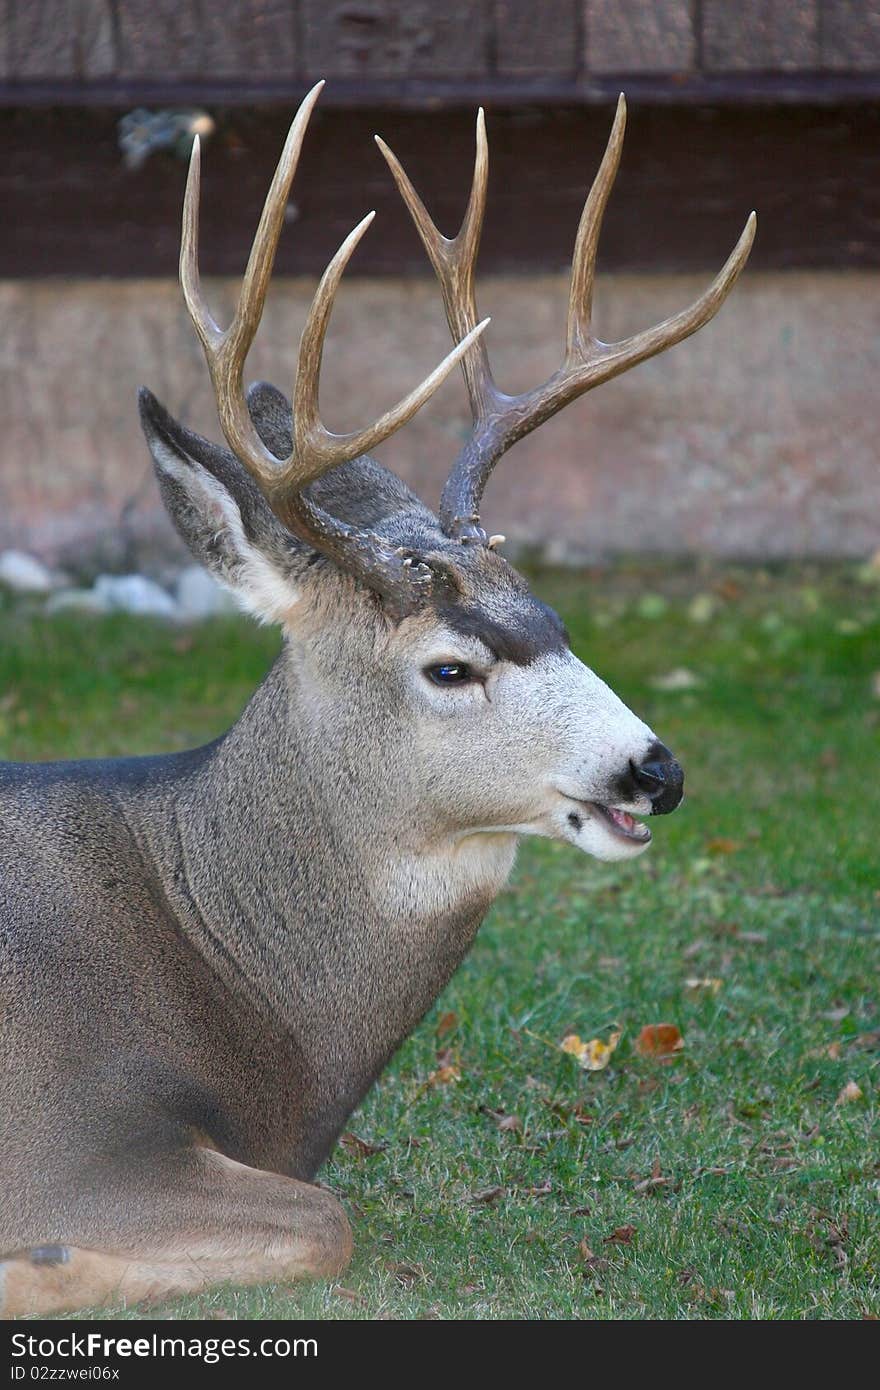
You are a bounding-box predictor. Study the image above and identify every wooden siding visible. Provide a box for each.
[1,2,879,104]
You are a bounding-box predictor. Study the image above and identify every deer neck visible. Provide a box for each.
[152,655,516,1054]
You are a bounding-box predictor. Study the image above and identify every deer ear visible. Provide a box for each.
[138,388,301,624]
[246,380,293,457]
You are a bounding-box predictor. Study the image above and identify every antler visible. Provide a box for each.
[181,80,489,608]
[377,95,756,543]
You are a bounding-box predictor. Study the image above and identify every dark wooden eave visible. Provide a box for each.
[2,101,879,278]
[3,72,880,109]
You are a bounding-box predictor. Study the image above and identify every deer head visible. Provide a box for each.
[140,82,754,864]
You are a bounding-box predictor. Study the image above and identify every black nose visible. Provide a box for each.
[629,742,684,816]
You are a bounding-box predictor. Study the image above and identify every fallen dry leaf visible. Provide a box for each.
[635,1023,685,1059]
[470,1185,505,1205]
[339,1131,387,1158]
[560,1028,621,1072]
[634,1156,672,1193]
[333,1286,366,1305]
[386,1261,426,1286]
[426,1064,461,1088]
[479,1105,522,1133]
[603,1223,637,1246]
[525,1178,553,1198]
[836,1080,864,1105]
[684,976,723,995]
[542,1098,594,1126]
[436,1011,458,1039]
[706,837,742,855]
[827,1041,842,1060]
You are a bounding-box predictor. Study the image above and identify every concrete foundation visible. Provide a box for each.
[1,272,878,566]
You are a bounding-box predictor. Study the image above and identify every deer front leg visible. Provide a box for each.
[0,1149,352,1318]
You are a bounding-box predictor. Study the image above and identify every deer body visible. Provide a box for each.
[0,85,753,1315]
[0,670,503,1212]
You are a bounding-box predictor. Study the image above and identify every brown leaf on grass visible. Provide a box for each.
[525,1179,553,1198]
[577,1240,609,1276]
[836,1080,864,1104]
[827,1041,842,1060]
[603,1223,637,1246]
[425,1064,461,1088]
[706,837,742,855]
[333,1286,366,1305]
[635,1023,684,1059]
[386,1260,426,1286]
[851,1028,880,1052]
[435,1046,457,1069]
[339,1132,386,1159]
[634,1157,672,1193]
[436,1011,458,1039]
[470,1185,505,1205]
[479,1105,522,1134]
[542,1098,595,1129]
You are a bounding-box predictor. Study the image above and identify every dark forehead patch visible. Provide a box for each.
[437,599,570,667]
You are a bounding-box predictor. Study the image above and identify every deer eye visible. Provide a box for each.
[426,662,474,687]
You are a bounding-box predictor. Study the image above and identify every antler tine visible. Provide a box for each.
[376,108,499,426]
[380,97,757,541]
[566,93,626,361]
[584,210,757,382]
[180,134,220,352]
[291,210,490,485]
[180,80,325,487]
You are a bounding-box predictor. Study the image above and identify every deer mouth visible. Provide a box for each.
[585,802,652,845]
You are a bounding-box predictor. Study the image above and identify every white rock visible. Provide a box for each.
[0,550,55,594]
[46,587,112,616]
[175,565,237,619]
[93,574,178,618]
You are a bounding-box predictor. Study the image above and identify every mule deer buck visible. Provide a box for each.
[0,83,754,1316]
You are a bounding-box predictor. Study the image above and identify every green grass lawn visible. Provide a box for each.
[1,562,878,1320]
